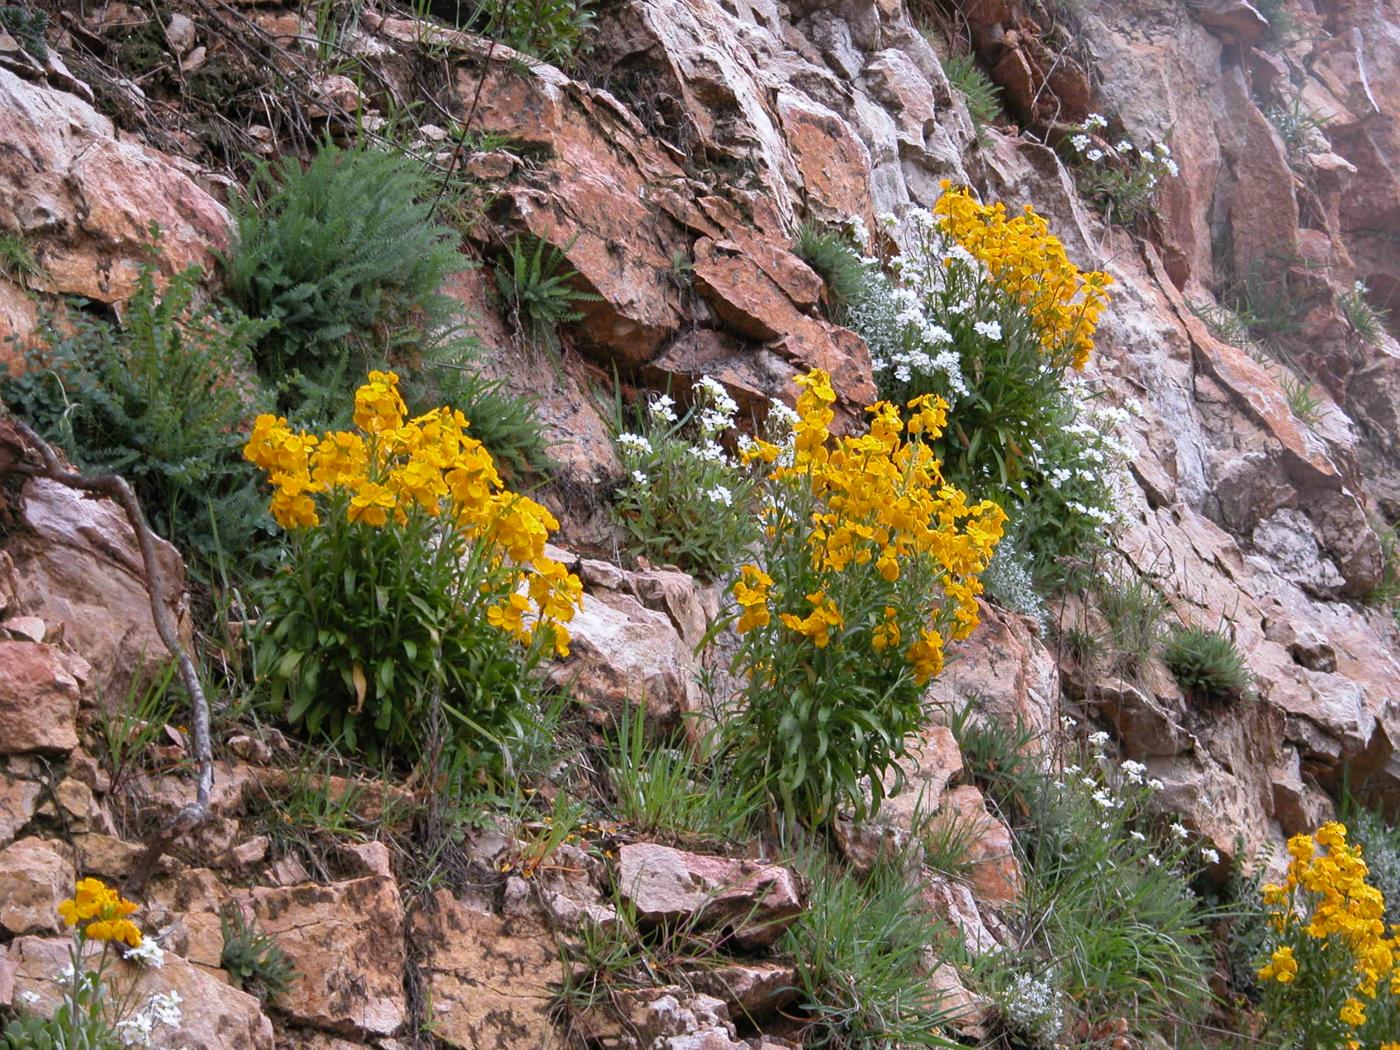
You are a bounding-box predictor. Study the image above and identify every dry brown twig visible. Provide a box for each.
[0,418,213,888]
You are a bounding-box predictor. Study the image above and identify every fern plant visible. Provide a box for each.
[941,52,1003,133]
[0,253,273,568]
[220,143,464,417]
[493,235,600,348]
[793,223,871,322]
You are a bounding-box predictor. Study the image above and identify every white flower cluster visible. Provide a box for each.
[617,432,653,456]
[1071,116,1179,186]
[115,989,184,1047]
[1003,971,1064,1044]
[1036,378,1137,532]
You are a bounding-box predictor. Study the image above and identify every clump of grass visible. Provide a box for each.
[1266,94,1328,163]
[1095,570,1168,680]
[1339,280,1389,347]
[606,703,762,847]
[1161,624,1251,704]
[1275,368,1323,426]
[780,854,960,1048]
[946,701,1044,828]
[220,906,298,1002]
[0,232,42,288]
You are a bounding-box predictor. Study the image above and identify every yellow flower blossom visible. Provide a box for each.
[57,876,142,948]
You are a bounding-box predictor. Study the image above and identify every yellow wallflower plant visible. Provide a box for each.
[1256,821,1400,1048]
[723,368,1004,826]
[245,371,583,767]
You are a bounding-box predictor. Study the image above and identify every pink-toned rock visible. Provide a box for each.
[881,724,965,832]
[927,960,992,1039]
[548,589,697,731]
[410,889,561,1049]
[776,92,874,225]
[6,477,188,703]
[6,935,274,1049]
[685,961,799,1018]
[0,66,228,326]
[0,837,72,935]
[616,843,804,948]
[1187,0,1271,45]
[238,877,405,1037]
[934,786,1022,905]
[0,642,81,754]
[921,873,1003,957]
[0,774,41,845]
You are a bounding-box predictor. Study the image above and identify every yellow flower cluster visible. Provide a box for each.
[1260,822,1400,1037]
[934,182,1113,370]
[739,370,1005,684]
[244,371,582,655]
[57,877,142,948]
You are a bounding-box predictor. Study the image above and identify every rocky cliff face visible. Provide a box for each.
[1,0,1398,1046]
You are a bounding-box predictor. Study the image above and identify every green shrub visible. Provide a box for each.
[493,234,600,349]
[793,222,872,321]
[219,907,298,1002]
[720,370,1004,827]
[940,52,1002,131]
[246,371,583,769]
[609,378,760,579]
[780,855,960,1048]
[0,256,273,568]
[1161,624,1250,703]
[221,143,464,417]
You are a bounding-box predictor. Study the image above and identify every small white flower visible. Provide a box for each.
[1170,822,1189,840]
[1071,134,1091,152]
[706,485,733,506]
[1354,279,1369,295]
[1092,788,1116,810]
[1064,763,1081,775]
[1115,139,1134,152]
[1086,112,1108,130]
[616,433,652,456]
[1088,730,1111,751]
[630,469,648,486]
[19,990,39,1005]
[1147,778,1165,792]
[1086,148,1105,162]
[125,938,166,968]
[648,393,677,423]
[1081,775,1098,789]
[1201,847,1221,865]
[1146,853,1162,867]
[1129,830,1147,842]
[879,212,899,229]
[973,319,1002,340]
[1163,158,1179,177]
[1119,760,1146,784]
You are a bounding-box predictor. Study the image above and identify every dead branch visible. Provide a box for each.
[0,419,213,888]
